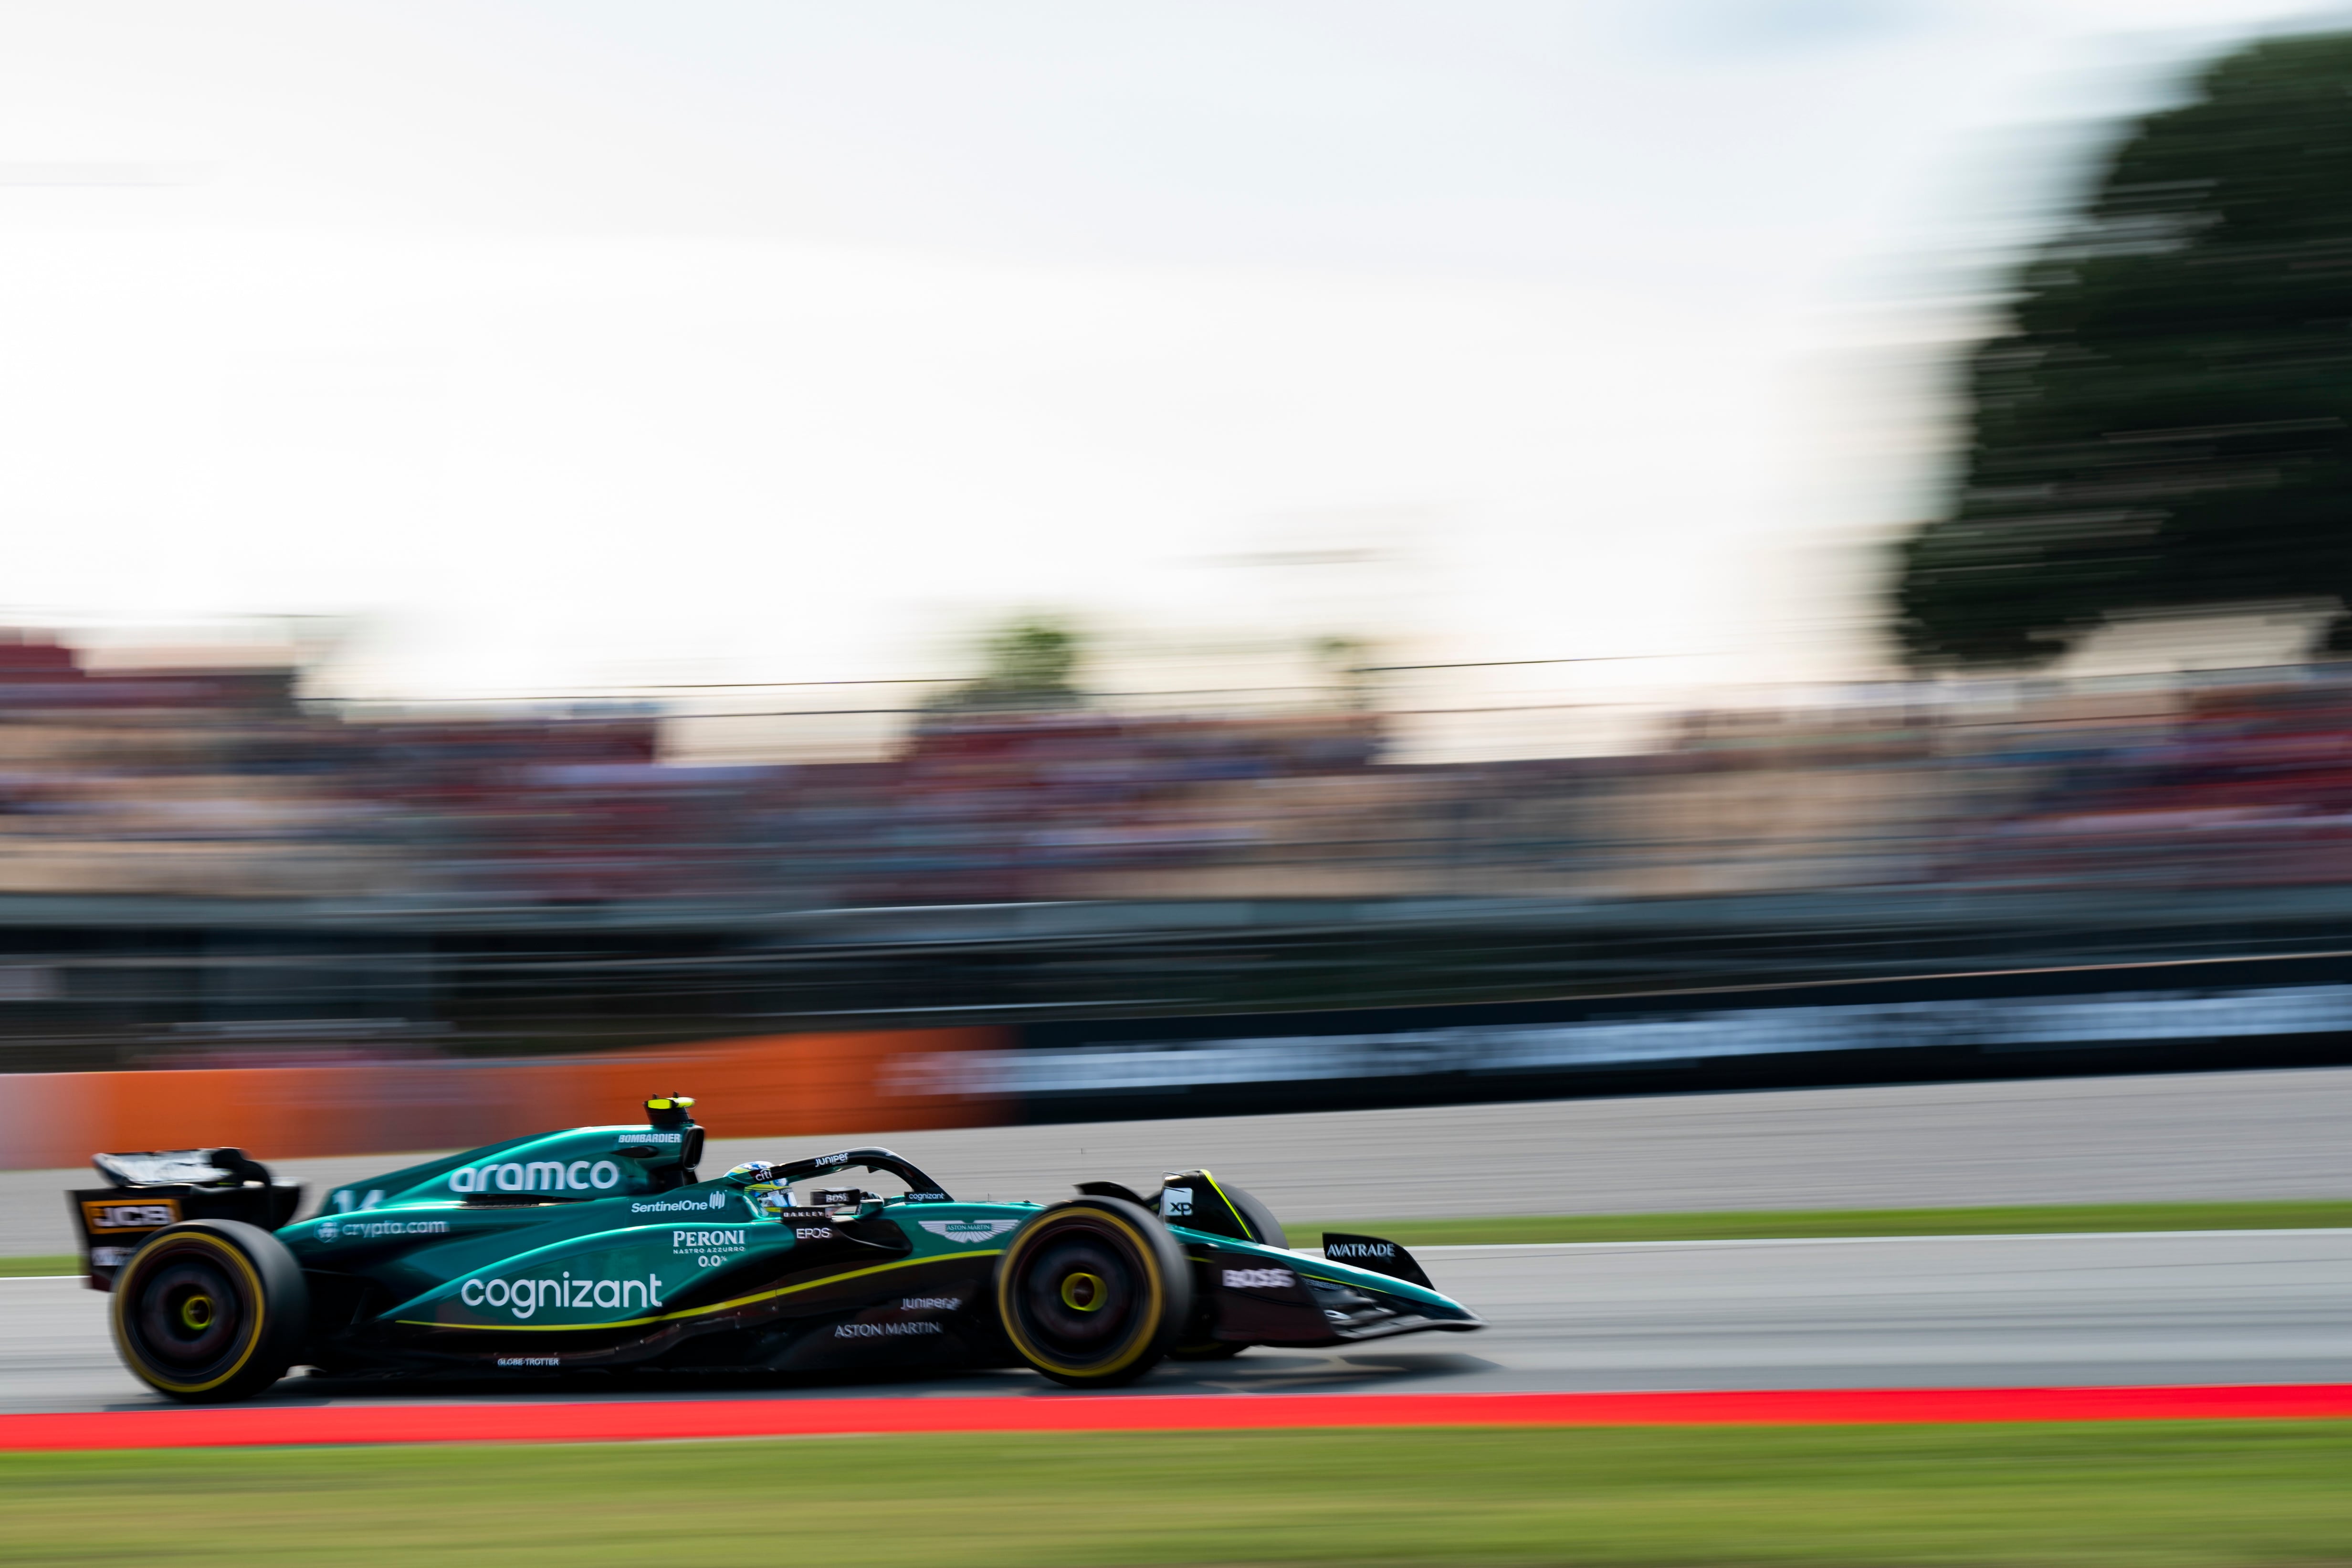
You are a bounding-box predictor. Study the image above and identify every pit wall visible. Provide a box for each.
[0,1029,1008,1171]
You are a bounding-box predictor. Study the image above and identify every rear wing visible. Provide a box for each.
[69,1147,304,1293]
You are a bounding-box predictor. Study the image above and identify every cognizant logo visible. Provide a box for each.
[448,1159,621,1195]
[461,1271,666,1319]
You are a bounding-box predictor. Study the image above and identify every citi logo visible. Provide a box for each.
[918,1219,1020,1244]
[449,1159,621,1195]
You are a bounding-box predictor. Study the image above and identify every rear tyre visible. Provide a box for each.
[996,1198,1190,1388]
[111,1220,308,1404]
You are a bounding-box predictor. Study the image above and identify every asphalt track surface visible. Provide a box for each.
[6,1228,2347,1416]
[6,1065,2351,1256]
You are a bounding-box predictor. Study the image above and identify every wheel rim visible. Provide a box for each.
[1009,1217,1154,1371]
[118,1240,257,1389]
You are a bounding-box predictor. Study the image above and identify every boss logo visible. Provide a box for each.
[1221,1267,1296,1291]
[83,1200,178,1231]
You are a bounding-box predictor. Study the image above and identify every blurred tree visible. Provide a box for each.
[1896,32,2352,665]
[931,615,1086,712]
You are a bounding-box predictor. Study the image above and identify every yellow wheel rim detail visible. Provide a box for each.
[1059,1271,1105,1312]
[110,1231,268,1396]
[179,1295,215,1331]
[997,1208,1166,1380]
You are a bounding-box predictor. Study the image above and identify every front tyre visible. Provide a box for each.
[111,1220,308,1404]
[996,1198,1190,1388]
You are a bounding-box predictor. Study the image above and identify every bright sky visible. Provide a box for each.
[0,0,2343,738]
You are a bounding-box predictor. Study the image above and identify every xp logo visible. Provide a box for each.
[1161,1188,1194,1217]
[918,1219,1020,1245]
[448,1159,621,1196]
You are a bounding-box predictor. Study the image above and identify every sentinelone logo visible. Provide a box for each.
[881,981,2352,1095]
[633,1191,735,1214]
[450,1159,621,1195]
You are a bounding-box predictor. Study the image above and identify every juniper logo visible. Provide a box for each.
[448,1159,620,1195]
[918,1219,1020,1244]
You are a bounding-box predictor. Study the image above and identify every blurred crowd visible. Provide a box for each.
[6,634,2352,909]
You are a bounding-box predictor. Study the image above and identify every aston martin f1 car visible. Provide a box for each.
[73,1095,1480,1402]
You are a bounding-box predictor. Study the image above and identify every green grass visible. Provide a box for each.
[0,1255,76,1278]
[2,1424,2349,1566]
[1289,1200,2352,1249]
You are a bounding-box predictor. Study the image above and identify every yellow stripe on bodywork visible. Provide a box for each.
[395,1249,1001,1332]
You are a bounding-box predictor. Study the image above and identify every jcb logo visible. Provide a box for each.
[83,1200,178,1231]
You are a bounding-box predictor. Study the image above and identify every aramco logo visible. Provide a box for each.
[448,1159,621,1195]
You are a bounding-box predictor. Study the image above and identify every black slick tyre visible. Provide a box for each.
[995,1198,1190,1388]
[110,1220,309,1404]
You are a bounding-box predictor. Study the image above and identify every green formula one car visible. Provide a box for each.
[72,1095,1480,1402]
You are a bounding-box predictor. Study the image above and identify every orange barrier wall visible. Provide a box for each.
[0,1029,1009,1171]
